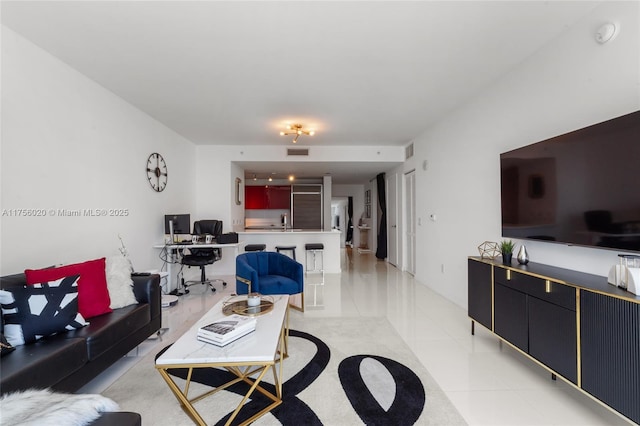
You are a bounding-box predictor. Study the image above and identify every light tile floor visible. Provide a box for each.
[81,249,634,425]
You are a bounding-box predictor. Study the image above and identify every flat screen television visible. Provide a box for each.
[164,214,191,235]
[501,110,640,252]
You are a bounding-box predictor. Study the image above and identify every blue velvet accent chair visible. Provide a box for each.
[236,251,304,311]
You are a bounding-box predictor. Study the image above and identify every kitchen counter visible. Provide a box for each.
[239,229,336,234]
[238,229,341,273]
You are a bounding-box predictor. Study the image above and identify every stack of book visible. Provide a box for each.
[197,314,257,347]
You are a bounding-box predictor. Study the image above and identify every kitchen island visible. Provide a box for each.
[238,229,341,273]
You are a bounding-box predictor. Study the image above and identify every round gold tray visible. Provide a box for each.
[222,296,274,316]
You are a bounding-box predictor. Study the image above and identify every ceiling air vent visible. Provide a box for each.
[405,143,414,160]
[287,148,309,156]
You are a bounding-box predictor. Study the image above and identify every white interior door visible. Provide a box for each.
[387,173,398,266]
[404,171,416,275]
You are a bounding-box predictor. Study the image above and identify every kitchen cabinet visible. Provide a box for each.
[292,193,321,229]
[269,186,291,209]
[291,184,322,229]
[245,186,291,210]
[245,186,267,209]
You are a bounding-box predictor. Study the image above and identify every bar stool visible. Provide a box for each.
[276,245,297,260]
[305,243,324,308]
[305,243,324,283]
[244,244,266,252]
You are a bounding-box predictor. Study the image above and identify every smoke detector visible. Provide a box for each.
[595,23,617,44]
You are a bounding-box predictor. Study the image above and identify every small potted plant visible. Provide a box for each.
[500,240,515,265]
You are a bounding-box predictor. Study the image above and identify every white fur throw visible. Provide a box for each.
[106,255,138,309]
[0,389,119,425]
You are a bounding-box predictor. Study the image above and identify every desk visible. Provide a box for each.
[154,243,242,294]
[155,295,289,426]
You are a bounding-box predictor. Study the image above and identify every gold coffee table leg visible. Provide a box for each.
[157,368,207,426]
[156,360,284,426]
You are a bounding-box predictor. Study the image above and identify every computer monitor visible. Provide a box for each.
[164,214,191,242]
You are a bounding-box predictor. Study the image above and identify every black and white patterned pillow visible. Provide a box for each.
[0,275,89,347]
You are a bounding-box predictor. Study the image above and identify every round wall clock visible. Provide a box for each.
[146,152,168,192]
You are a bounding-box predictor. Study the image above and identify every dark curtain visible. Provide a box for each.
[346,196,354,245]
[375,173,387,259]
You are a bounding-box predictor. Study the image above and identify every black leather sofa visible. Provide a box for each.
[0,272,162,394]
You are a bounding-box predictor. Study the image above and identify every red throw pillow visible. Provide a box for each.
[25,258,112,319]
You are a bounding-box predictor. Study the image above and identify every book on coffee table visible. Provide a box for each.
[197,314,257,346]
[197,327,256,347]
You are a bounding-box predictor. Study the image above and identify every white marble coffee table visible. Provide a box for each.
[155,295,289,426]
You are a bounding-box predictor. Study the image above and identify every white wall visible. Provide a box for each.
[189,145,247,274]
[229,162,245,232]
[0,27,196,274]
[193,145,234,224]
[411,1,640,308]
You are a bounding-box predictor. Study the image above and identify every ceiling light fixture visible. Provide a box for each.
[280,124,315,143]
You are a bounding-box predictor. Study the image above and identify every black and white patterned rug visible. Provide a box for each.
[105,317,466,425]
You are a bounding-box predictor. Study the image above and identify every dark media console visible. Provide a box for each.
[468,257,640,424]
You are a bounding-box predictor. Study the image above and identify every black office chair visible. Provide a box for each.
[180,220,227,293]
